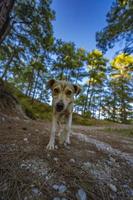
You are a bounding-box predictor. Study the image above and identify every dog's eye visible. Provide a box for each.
[53,88,59,94]
[66,90,72,96]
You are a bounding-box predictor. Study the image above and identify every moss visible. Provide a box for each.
[17,94,52,120]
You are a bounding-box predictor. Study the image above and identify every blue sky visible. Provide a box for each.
[51,0,123,60]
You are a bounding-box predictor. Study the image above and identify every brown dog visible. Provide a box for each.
[46,79,81,150]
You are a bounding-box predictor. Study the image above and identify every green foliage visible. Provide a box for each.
[0,1,132,124]
[52,39,86,81]
[0,0,55,80]
[96,0,133,53]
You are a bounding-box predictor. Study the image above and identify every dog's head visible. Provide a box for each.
[48,79,81,112]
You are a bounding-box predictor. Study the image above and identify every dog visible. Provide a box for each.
[46,79,81,150]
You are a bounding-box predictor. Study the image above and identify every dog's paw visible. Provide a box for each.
[65,138,71,145]
[46,142,55,150]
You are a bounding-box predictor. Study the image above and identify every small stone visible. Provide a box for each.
[64,143,70,149]
[53,184,67,193]
[55,145,58,149]
[2,117,5,122]
[110,157,115,162]
[76,188,87,200]
[58,184,67,193]
[70,158,75,163]
[53,197,61,200]
[127,188,133,196]
[24,138,28,142]
[123,184,128,188]
[32,187,39,194]
[83,161,92,169]
[54,157,58,162]
[61,198,68,200]
[47,153,51,158]
[53,184,59,190]
[35,129,39,132]
[109,184,117,192]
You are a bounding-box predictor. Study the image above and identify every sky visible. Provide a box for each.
[51,0,122,60]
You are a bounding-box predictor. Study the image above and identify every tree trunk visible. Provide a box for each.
[121,81,127,123]
[0,0,15,44]
[32,70,39,101]
[1,53,14,79]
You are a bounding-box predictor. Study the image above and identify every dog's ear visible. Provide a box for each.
[73,84,82,95]
[48,79,56,89]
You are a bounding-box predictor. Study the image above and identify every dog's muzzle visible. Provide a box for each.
[56,101,64,112]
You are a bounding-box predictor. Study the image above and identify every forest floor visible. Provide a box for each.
[0,115,133,200]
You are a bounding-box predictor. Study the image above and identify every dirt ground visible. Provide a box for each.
[0,115,133,200]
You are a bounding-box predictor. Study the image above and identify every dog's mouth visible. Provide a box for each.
[56,102,64,112]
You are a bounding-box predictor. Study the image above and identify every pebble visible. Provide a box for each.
[58,184,67,193]
[53,184,59,190]
[70,158,75,163]
[110,157,115,162]
[23,138,28,142]
[83,161,92,169]
[2,117,5,122]
[53,197,68,200]
[109,184,117,192]
[128,188,133,196]
[53,198,61,200]
[53,184,67,193]
[54,157,58,162]
[76,188,87,200]
[31,187,39,194]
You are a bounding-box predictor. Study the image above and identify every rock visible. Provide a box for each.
[2,117,5,122]
[53,184,59,190]
[109,184,117,192]
[47,153,51,158]
[55,145,58,149]
[70,158,75,163]
[58,184,67,193]
[24,138,28,142]
[64,143,70,149]
[83,161,92,169]
[53,197,68,200]
[31,187,39,194]
[110,157,115,163]
[76,188,87,200]
[54,157,58,162]
[88,150,95,154]
[53,197,61,200]
[128,188,133,196]
[53,184,67,193]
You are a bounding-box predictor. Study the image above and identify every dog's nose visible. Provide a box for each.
[56,101,64,112]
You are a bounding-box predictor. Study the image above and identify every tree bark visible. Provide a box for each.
[0,0,15,44]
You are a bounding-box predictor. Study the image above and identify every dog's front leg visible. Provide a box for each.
[47,114,57,150]
[65,113,72,145]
